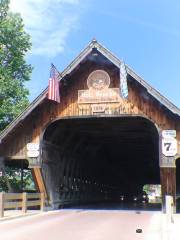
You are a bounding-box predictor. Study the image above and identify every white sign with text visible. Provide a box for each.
[162,138,177,157]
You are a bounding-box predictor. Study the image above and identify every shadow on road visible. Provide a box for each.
[62,202,161,211]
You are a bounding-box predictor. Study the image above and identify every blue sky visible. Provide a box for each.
[10,0,180,107]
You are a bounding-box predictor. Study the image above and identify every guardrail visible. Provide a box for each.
[0,192,45,218]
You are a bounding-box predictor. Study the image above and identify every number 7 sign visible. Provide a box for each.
[162,138,177,156]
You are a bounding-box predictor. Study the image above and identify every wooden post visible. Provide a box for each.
[160,167,176,213]
[22,192,27,214]
[0,192,4,218]
[31,168,47,198]
[165,195,174,224]
[40,192,45,211]
[21,160,24,192]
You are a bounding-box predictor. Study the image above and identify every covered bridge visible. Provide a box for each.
[0,40,179,212]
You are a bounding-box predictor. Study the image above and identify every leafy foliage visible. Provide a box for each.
[0,167,36,192]
[0,0,32,130]
[0,175,8,192]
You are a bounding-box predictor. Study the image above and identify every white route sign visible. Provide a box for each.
[162,138,177,157]
[162,130,176,139]
[27,150,39,158]
[27,143,39,151]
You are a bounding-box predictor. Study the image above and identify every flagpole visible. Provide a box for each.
[51,63,62,81]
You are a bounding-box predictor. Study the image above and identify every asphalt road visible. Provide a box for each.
[0,210,165,240]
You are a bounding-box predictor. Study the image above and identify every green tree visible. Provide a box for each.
[0,0,32,131]
[0,167,36,192]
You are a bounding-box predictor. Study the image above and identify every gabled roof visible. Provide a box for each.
[0,39,179,142]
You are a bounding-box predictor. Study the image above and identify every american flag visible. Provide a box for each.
[47,64,60,103]
[120,61,128,99]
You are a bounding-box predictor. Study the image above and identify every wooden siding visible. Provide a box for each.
[0,62,179,158]
[160,167,176,212]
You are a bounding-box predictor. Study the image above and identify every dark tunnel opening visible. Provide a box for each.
[41,116,161,210]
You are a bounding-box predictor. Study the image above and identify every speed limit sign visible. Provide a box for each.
[162,138,177,157]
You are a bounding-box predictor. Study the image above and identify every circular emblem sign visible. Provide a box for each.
[87,70,110,90]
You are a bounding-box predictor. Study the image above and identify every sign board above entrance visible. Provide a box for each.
[91,104,106,113]
[78,70,120,104]
[78,88,120,104]
[162,130,176,139]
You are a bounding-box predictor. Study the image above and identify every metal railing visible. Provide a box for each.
[0,192,45,218]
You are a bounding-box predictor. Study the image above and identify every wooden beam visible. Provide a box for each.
[31,168,47,198]
[6,156,26,160]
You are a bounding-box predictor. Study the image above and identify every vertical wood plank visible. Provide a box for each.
[22,192,27,214]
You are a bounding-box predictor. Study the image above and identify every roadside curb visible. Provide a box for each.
[0,209,63,222]
[0,212,40,222]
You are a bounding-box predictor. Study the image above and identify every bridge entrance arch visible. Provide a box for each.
[41,115,160,210]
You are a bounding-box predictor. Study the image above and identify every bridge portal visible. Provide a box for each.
[0,40,179,212]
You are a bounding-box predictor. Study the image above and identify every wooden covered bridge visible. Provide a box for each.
[0,40,179,212]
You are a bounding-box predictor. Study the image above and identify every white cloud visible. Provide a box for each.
[9,0,84,57]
